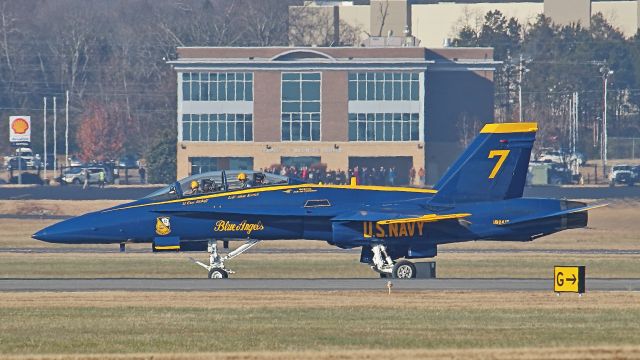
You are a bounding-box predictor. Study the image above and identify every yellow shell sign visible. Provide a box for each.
[11,118,29,134]
[9,116,31,143]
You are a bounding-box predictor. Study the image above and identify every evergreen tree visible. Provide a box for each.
[146,130,177,184]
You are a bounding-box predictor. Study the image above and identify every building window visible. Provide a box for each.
[348,72,419,101]
[348,113,419,141]
[281,72,321,141]
[189,157,253,175]
[182,72,253,101]
[182,114,253,141]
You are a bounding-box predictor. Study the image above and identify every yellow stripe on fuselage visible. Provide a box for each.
[104,184,437,212]
[480,122,538,134]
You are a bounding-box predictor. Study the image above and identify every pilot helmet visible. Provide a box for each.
[237,172,247,181]
[190,180,199,189]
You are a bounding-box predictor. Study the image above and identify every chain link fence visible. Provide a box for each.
[608,137,640,160]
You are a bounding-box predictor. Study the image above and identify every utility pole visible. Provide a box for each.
[517,54,530,123]
[53,97,57,176]
[65,90,69,167]
[43,97,47,181]
[505,51,512,122]
[600,65,614,179]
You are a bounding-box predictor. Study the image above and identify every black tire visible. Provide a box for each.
[72,178,81,185]
[392,260,416,279]
[208,268,228,279]
[379,272,390,278]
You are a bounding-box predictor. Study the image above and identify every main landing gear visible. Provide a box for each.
[193,239,261,279]
[370,244,417,279]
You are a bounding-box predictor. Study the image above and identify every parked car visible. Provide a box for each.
[609,164,635,186]
[537,149,584,166]
[67,156,83,167]
[4,147,42,169]
[117,155,139,169]
[634,166,640,182]
[62,166,113,185]
[6,157,29,171]
[527,162,577,185]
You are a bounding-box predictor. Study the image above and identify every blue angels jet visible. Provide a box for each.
[33,122,604,279]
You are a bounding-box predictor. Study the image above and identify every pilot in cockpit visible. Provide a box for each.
[238,172,251,188]
[254,172,265,186]
[188,180,201,195]
[201,178,218,193]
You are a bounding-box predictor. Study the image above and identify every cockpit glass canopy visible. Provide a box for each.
[144,170,301,201]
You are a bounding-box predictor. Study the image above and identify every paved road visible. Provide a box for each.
[1,184,639,200]
[1,278,639,291]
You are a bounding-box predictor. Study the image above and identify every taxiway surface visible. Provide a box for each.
[1,278,639,291]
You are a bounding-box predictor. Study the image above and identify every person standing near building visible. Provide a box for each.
[139,167,146,184]
[82,169,90,190]
[388,166,396,186]
[418,167,425,186]
[409,167,416,185]
[98,170,105,188]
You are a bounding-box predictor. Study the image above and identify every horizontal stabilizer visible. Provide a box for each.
[377,213,471,225]
[497,203,608,226]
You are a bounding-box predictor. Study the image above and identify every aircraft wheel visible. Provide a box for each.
[392,260,416,279]
[208,268,228,279]
[379,273,390,278]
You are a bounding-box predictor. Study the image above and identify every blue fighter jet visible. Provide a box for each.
[33,122,604,279]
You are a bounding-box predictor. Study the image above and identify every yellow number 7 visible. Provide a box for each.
[488,150,510,179]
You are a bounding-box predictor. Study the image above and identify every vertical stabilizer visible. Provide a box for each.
[431,122,537,203]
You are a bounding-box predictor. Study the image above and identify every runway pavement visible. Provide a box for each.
[1,278,639,291]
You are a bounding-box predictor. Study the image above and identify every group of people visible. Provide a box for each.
[262,165,426,186]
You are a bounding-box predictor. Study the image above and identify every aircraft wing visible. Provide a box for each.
[332,210,471,224]
[495,203,607,226]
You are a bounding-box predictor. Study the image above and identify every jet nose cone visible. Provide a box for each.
[32,229,46,241]
[32,219,83,244]
[32,223,67,243]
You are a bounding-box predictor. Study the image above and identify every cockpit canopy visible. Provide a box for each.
[144,170,304,201]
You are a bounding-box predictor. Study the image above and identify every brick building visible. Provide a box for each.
[169,46,496,184]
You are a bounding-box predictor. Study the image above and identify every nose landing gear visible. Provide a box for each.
[192,239,262,279]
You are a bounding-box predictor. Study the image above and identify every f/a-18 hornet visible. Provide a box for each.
[34,122,603,279]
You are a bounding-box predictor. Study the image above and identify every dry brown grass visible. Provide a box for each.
[4,347,640,360]
[1,291,640,359]
[1,290,639,310]
[0,200,127,217]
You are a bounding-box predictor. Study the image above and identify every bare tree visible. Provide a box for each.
[241,0,291,46]
[373,0,390,37]
[289,4,363,46]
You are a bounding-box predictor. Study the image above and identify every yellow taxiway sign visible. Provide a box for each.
[554,266,585,293]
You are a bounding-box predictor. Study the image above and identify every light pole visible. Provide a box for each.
[517,54,530,122]
[600,66,613,179]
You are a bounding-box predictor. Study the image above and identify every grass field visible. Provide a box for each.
[1,291,640,359]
